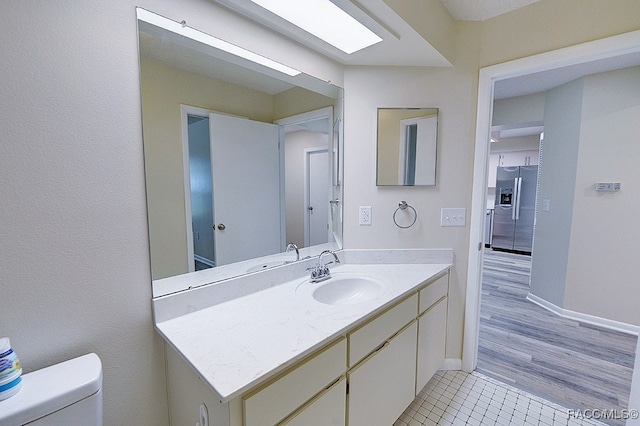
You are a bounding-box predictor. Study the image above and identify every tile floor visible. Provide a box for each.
[394,370,607,426]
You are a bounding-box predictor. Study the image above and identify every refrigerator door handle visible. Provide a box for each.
[512,177,519,220]
[515,177,523,220]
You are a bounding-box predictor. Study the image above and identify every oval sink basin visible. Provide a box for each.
[311,276,384,306]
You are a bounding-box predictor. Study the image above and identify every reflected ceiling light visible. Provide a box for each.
[136,8,301,76]
[249,0,383,54]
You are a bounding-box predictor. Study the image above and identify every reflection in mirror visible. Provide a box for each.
[376,108,438,186]
[137,9,344,297]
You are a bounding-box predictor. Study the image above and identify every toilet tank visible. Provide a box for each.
[0,353,102,426]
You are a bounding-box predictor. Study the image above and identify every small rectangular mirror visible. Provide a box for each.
[376,108,438,186]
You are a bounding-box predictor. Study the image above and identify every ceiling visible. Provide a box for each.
[213,0,452,67]
[140,1,640,102]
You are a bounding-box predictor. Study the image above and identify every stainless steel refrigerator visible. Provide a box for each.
[492,165,538,253]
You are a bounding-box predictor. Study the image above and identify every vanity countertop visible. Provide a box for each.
[155,262,451,403]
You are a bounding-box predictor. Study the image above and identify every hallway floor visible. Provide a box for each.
[477,249,637,425]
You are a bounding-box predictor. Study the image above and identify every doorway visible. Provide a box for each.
[277,107,334,249]
[305,148,330,247]
[464,30,640,417]
[186,114,215,270]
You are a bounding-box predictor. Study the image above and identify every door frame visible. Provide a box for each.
[463,30,640,372]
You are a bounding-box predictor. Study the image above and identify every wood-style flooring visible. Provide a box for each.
[477,249,637,426]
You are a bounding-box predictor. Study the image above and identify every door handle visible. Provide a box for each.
[216,223,226,231]
[515,177,522,220]
[512,178,518,220]
[308,206,314,211]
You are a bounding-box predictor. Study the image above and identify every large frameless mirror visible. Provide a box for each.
[137,8,344,297]
[376,108,438,186]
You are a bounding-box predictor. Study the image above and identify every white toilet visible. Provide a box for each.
[0,353,102,426]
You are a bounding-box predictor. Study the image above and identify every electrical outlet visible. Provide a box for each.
[359,206,372,225]
[441,208,466,227]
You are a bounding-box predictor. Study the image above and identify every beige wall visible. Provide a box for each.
[478,0,640,67]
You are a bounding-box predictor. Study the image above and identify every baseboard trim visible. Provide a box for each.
[441,358,462,371]
[526,292,639,336]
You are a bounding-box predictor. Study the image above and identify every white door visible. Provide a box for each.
[209,113,281,266]
[306,148,329,246]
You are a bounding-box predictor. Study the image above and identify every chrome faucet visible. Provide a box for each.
[285,243,300,262]
[308,250,340,283]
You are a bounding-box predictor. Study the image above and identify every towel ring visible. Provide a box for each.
[393,201,417,229]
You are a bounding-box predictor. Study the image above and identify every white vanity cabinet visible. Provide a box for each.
[161,267,450,426]
[347,294,418,426]
[416,273,449,393]
[348,321,418,426]
[243,338,346,426]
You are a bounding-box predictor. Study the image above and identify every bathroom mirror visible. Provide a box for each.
[376,108,438,186]
[137,9,344,297]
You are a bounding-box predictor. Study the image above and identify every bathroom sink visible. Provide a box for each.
[308,275,384,306]
[246,261,285,273]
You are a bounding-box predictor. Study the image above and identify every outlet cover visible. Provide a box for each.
[359,206,372,225]
[441,208,466,227]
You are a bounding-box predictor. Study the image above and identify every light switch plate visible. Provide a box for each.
[441,208,466,227]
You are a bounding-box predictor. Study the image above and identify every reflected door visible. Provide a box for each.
[306,148,329,246]
[209,113,282,266]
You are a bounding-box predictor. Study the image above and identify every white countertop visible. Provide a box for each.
[155,261,451,402]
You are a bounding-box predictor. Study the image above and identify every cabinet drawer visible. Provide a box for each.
[243,338,346,426]
[280,377,346,426]
[349,294,418,367]
[419,273,448,314]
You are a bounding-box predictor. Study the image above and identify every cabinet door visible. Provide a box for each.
[348,321,417,426]
[416,297,447,393]
[243,338,346,426]
[280,377,346,426]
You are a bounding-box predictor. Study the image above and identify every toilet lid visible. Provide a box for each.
[0,353,102,424]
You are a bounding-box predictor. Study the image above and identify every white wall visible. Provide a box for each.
[343,22,481,360]
[529,78,584,307]
[0,2,168,425]
[564,67,640,326]
[0,1,342,425]
[530,67,640,327]
[492,93,545,128]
